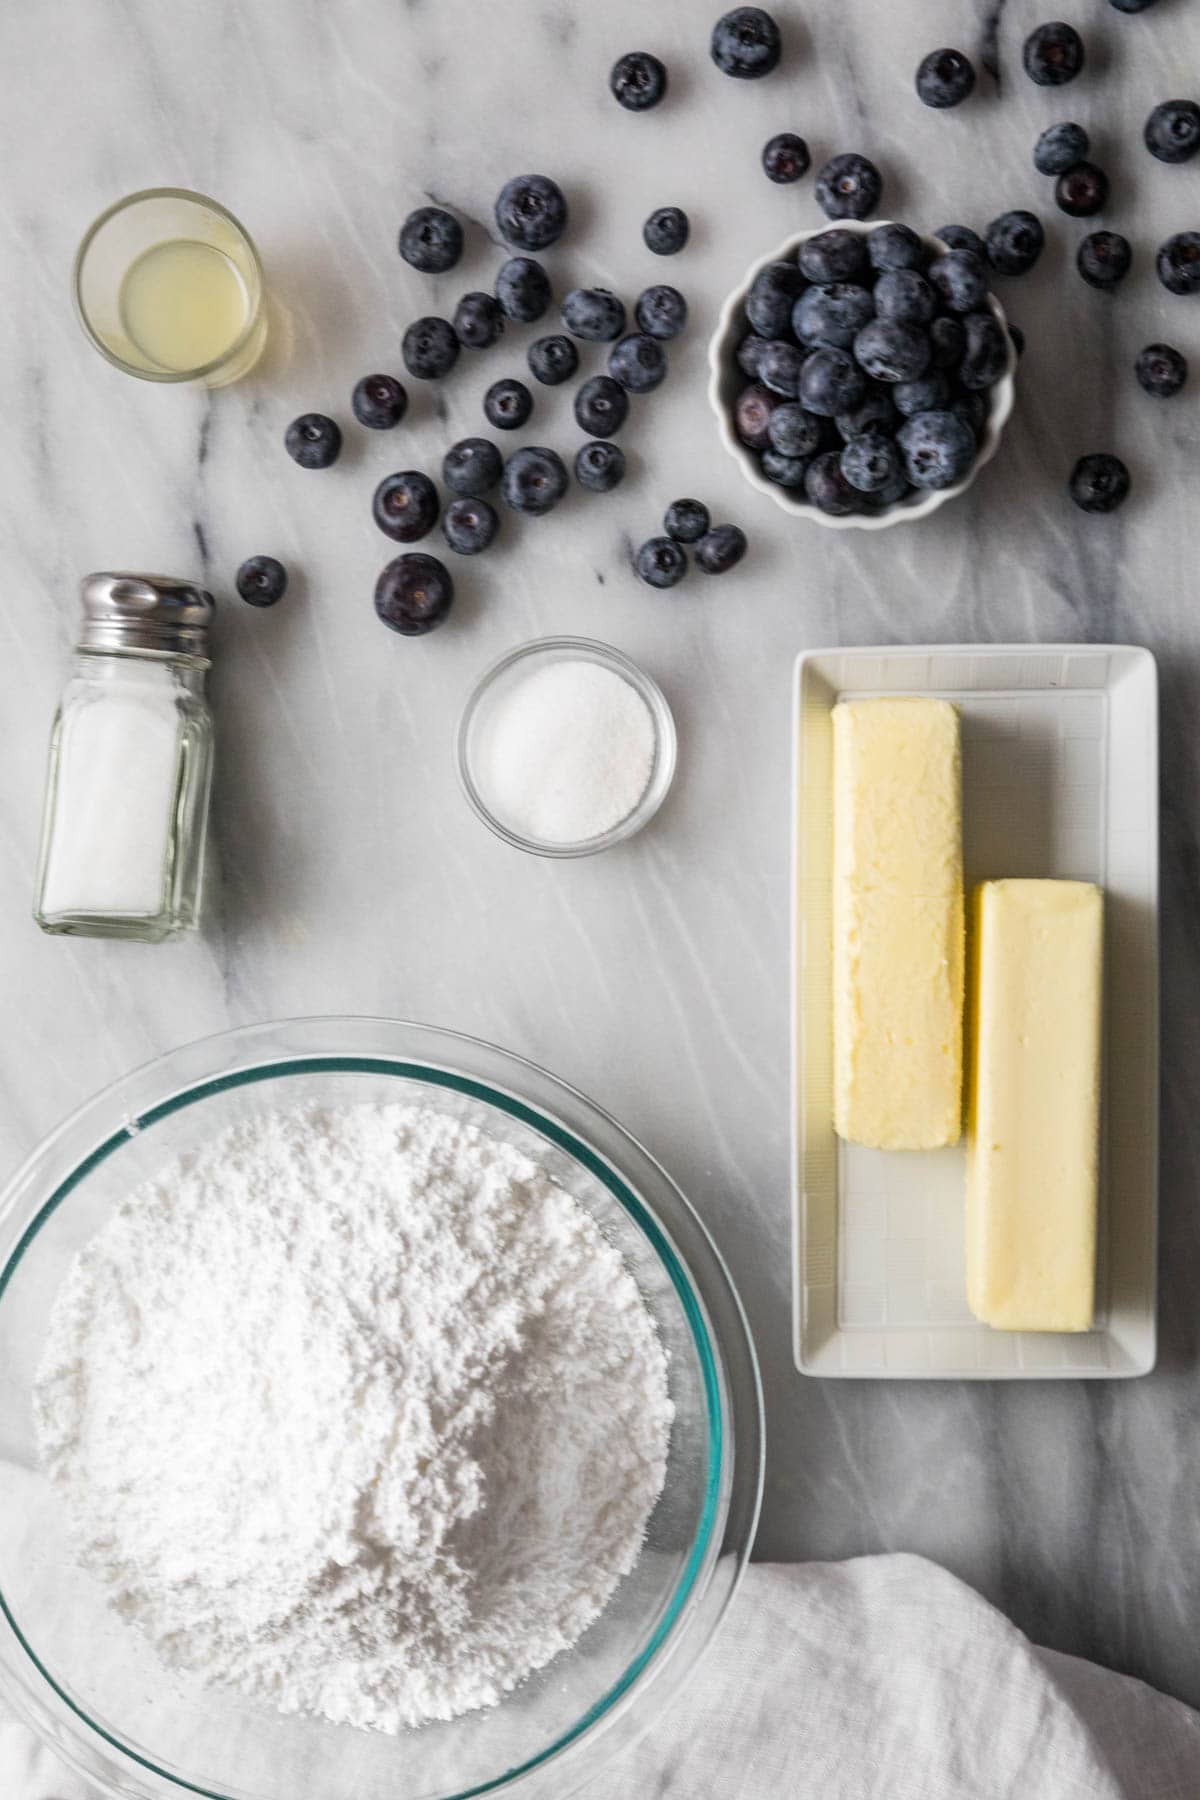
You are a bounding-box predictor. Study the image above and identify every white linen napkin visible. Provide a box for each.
[4,1554,1198,1799]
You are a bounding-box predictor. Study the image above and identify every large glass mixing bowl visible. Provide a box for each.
[0,1019,763,1800]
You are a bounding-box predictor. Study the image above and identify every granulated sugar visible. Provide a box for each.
[34,1101,673,1732]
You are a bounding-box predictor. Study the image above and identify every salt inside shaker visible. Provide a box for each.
[34,572,216,941]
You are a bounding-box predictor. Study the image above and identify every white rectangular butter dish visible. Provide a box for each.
[792,644,1159,1379]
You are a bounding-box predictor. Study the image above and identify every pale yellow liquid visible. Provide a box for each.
[118,238,250,373]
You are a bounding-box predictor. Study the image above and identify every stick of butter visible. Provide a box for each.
[832,697,964,1150]
[966,879,1104,1332]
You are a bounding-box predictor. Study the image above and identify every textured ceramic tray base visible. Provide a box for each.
[792,645,1159,1379]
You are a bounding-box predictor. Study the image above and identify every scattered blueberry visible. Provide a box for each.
[1023,21,1085,86]
[575,440,626,492]
[1055,162,1109,216]
[1034,121,1089,175]
[483,378,534,431]
[873,269,937,325]
[453,291,505,350]
[736,332,769,377]
[1077,230,1132,288]
[442,496,499,554]
[710,7,782,79]
[897,410,976,488]
[402,316,460,380]
[928,249,988,313]
[986,210,1045,276]
[236,556,288,607]
[762,449,810,487]
[959,310,1009,389]
[735,382,779,447]
[284,413,342,470]
[575,374,630,437]
[1109,0,1158,8]
[800,346,868,414]
[352,374,408,431]
[636,536,688,587]
[769,401,823,456]
[664,498,710,542]
[799,229,868,283]
[398,206,462,274]
[835,386,898,438]
[495,257,552,324]
[929,316,966,369]
[610,50,668,111]
[609,333,669,392]
[1135,342,1187,397]
[644,206,690,254]
[793,282,875,348]
[840,429,903,494]
[501,445,569,515]
[763,132,810,183]
[375,554,454,636]
[1069,453,1130,512]
[495,174,568,251]
[893,371,950,416]
[694,523,748,571]
[804,450,859,514]
[815,153,883,221]
[746,259,806,334]
[562,287,627,342]
[1157,232,1200,295]
[853,318,932,383]
[527,334,579,385]
[916,47,976,108]
[635,284,689,339]
[443,438,503,497]
[868,223,925,272]
[373,470,439,543]
[934,224,985,257]
[1145,99,1200,164]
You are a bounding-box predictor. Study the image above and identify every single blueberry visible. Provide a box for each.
[375,554,453,636]
[644,206,690,254]
[897,410,975,488]
[1069,453,1130,512]
[1034,121,1089,175]
[745,260,806,335]
[352,374,408,431]
[799,229,868,283]
[1023,21,1085,86]
[929,316,966,369]
[635,284,688,339]
[1144,100,1200,164]
[1156,232,1200,295]
[768,402,824,456]
[1077,231,1132,289]
[443,438,503,497]
[799,346,868,415]
[284,413,342,469]
[736,332,770,378]
[815,153,883,221]
[835,385,899,439]
[609,334,668,393]
[840,428,903,493]
[868,223,925,272]
[916,47,976,108]
[734,382,780,447]
[575,374,630,437]
[758,339,804,396]
[860,468,913,510]
[894,371,950,416]
[804,450,859,514]
[236,556,288,606]
[562,287,627,342]
[398,207,462,274]
[710,7,782,78]
[664,498,711,542]
[763,133,810,183]
[927,249,988,313]
[934,224,985,258]
[527,334,580,385]
[442,496,499,554]
[694,524,748,572]
[483,378,534,430]
[853,318,932,383]
[575,440,627,491]
[453,292,505,350]
[1135,342,1187,397]
[947,389,988,439]
[501,445,569,516]
[873,269,937,325]
[402,317,460,380]
[986,210,1045,275]
[959,311,1009,389]
[761,448,811,487]
[373,470,439,543]
[793,282,875,349]
[1055,163,1109,216]
[495,174,568,251]
[636,536,688,588]
[610,51,668,111]
[495,257,552,324]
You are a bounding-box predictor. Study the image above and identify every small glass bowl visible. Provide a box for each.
[457,637,677,858]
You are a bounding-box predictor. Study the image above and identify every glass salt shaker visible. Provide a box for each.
[34,572,216,941]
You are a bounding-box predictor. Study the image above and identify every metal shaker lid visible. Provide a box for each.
[78,572,215,656]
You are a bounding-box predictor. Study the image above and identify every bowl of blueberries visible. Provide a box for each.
[709,219,1017,528]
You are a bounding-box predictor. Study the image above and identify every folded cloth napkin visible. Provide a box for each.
[4,1554,1199,1799]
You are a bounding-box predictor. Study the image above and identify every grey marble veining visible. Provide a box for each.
[2,0,1200,1712]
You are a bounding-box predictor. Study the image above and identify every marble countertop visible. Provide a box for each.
[2,0,1199,1716]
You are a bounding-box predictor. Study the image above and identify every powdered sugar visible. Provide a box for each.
[33,1101,673,1731]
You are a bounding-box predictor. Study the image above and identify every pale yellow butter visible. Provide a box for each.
[832,697,964,1150]
[966,879,1104,1333]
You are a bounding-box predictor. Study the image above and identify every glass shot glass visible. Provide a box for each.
[73,187,267,387]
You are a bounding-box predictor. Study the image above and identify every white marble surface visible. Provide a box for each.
[1,0,1199,1713]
